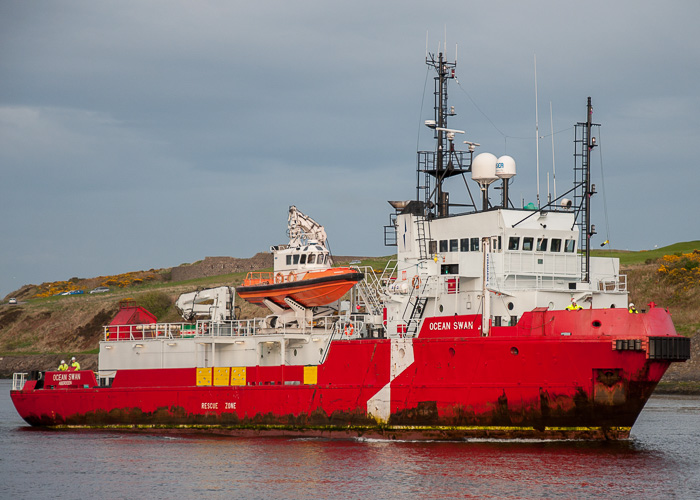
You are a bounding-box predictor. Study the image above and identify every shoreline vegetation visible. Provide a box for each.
[1,243,698,392]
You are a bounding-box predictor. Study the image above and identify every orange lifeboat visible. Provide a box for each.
[237,267,363,309]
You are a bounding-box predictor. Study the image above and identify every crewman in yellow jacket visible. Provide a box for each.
[565,299,583,311]
[70,356,81,371]
[58,360,69,371]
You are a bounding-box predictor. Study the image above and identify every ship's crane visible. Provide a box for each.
[175,286,236,322]
[287,205,327,247]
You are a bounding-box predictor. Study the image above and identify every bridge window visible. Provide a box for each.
[523,237,534,251]
[564,239,576,253]
[537,238,548,252]
[460,238,469,251]
[286,255,292,265]
[308,254,316,264]
[293,254,300,264]
[441,264,459,274]
[300,254,307,264]
[508,237,520,250]
[551,238,562,252]
[439,240,448,252]
[470,238,480,251]
[449,239,459,252]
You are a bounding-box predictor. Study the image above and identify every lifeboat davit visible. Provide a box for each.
[237,205,364,309]
[237,267,363,309]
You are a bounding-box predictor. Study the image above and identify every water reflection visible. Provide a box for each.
[1,381,698,500]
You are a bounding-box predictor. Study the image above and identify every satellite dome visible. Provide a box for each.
[496,155,516,179]
[471,153,498,185]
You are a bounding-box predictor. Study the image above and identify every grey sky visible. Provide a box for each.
[2,1,699,298]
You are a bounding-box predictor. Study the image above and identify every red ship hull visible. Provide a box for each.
[10,308,689,440]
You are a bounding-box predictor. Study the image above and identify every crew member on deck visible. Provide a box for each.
[58,360,68,371]
[628,303,639,314]
[70,356,81,371]
[566,298,582,311]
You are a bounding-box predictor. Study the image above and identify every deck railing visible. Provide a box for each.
[103,315,343,342]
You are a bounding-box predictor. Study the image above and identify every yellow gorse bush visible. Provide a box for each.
[657,250,700,290]
[33,272,157,298]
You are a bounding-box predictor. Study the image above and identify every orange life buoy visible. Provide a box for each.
[287,271,297,282]
[411,275,421,289]
[275,273,284,284]
[344,323,354,336]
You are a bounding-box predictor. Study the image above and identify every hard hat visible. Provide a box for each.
[71,356,76,361]
[61,360,65,364]
[629,303,634,308]
[571,298,576,302]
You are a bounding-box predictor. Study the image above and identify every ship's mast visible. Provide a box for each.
[573,97,598,283]
[419,52,474,219]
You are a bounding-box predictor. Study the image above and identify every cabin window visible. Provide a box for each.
[286,255,292,265]
[441,264,459,275]
[316,246,324,251]
[429,240,437,254]
[439,240,448,252]
[460,238,469,251]
[523,237,534,251]
[300,254,307,264]
[497,236,502,250]
[551,238,562,252]
[307,254,316,264]
[564,239,576,253]
[449,239,458,252]
[508,237,520,250]
[293,254,300,264]
[470,238,480,251]
[537,238,548,252]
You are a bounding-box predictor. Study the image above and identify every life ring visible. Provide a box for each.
[344,323,354,336]
[287,271,297,282]
[275,273,284,284]
[411,275,421,289]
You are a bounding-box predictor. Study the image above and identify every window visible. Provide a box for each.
[441,264,459,275]
[537,238,548,252]
[286,255,292,265]
[429,240,437,254]
[300,254,307,264]
[551,238,562,252]
[449,239,458,252]
[307,254,316,264]
[564,240,576,253]
[460,238,469,251]
[523,237,534,251]
[508,237,520,250]
[293,254,300,264]
[470,238,480,251]
[439,240,448,252]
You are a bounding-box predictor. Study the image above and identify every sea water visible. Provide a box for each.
[1,379,698,500]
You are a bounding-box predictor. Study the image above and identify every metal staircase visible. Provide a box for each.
[353,266,384,316]
[405,278,429,337]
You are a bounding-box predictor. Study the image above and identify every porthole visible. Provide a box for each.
[610,304,616,309]
[592,320,602,328]
[449,347,456,357]
[294,349,298,357]
[508,302,514,311]
[510,347,519,355]
[439,305,444,312]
